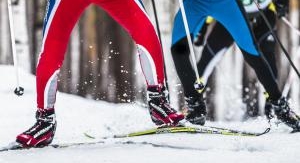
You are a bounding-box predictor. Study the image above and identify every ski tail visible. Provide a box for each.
[0,142,24,152]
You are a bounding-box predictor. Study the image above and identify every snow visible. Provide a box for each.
[1,65,300,163]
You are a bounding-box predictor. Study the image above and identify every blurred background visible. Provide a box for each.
[0,0,299,121]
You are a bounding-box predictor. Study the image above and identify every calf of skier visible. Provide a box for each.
[16,0,184,148]
[171,0,300,131]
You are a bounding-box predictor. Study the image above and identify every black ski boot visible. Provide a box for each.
[185,94,207,125]
[16,109,57,147]
[268,97,300,132]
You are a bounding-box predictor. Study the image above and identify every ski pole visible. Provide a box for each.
[280,17,300,96]
[178,0,203,92]
[150,0,170,95]
[281,16,300,37]
[282,47,300,97]
[7,0,24,96]
[253,0,300,80]
[151,0,162,46]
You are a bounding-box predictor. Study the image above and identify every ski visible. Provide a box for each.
[0,140,106,152]
[84,125,270,139]
[116,126,269,138]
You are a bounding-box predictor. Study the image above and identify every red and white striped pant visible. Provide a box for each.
[37,0,164,109]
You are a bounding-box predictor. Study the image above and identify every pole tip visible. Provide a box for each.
[14,87,24,96]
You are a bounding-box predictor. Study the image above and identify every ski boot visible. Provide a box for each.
[268,97,300,132]
[185,94,207,125]
[147,86,184,126]
[16,109,57,147]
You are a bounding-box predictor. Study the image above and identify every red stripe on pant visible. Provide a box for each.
[37,0,164,109]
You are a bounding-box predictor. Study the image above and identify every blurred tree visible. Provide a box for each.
[77,6,98,98]
[26,0,45,74]
[0,0,12,64]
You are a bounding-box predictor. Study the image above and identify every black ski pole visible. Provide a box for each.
[151,0,162,44]
[254,1,300,79]
[150,0,170,96]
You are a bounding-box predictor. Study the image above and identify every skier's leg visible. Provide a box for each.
[37,0,89,110]
[94,0,184,125]
[172,22,234,92]
[171,0,207,97]
[171,36,207,125]
[253,9,278,78]
[94,0,163,86]
[17,0,90,147]
[210,0,281,100]
[253,8,278,118]
[172,21,234,125]
[171,22,233,93]
[171,37,198,97]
